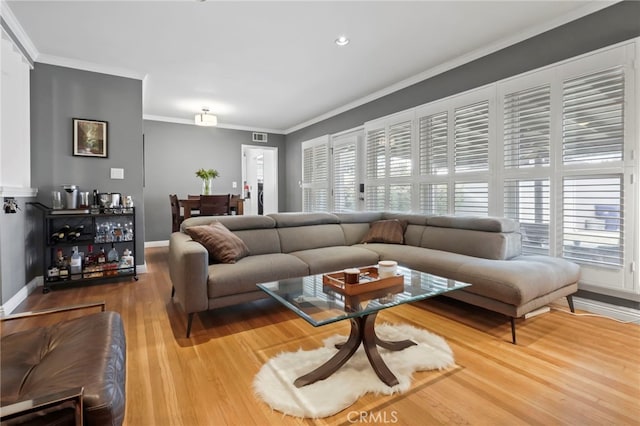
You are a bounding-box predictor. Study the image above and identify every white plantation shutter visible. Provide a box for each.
[365,184,385,211]
[504,85,551,168]
[562,67,624,164]
[419,183,448,214]
[419,111,448,175]
[366,128,386,179]
[301,136,330,212]
[454,182,488,216]
[388,121,412,177]
[333,142,357,212]
[455,101,489,173]
[562,175,623,268]
[504,179,550,255]
[364,114,414,211]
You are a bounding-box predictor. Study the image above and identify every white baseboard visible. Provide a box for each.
[145,240,169,248]
[573,297,640,323]
[136,262,147,274]
[0,276,42,316]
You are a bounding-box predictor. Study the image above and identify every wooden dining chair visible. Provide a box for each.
[169,194,183,232]
[187,194,200,200]
[199,194,231,216]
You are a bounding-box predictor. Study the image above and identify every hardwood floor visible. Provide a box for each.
[5,246,639,425]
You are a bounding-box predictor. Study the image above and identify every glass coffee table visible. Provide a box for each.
[257,266,470,388]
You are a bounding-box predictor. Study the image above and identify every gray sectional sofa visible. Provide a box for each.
[168,212,580,342]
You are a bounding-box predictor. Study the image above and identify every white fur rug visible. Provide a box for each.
[253,323,454,418]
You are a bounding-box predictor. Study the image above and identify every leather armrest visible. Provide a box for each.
[0,387,84,425]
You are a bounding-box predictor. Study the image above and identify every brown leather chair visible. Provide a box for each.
[0,302,126,426]
[170,194,183,232]
[199,194,230,216]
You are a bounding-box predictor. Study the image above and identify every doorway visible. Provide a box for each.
[241,145,278,215]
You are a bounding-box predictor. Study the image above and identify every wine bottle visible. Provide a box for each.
[67,225,84,241]
[50,225,70,243]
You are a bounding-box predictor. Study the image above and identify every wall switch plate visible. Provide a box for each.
[110,168,124,179]
[232,181,237,189]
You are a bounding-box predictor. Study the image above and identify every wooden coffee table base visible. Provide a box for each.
[293,312,416,388]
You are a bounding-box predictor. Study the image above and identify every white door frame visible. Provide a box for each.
[241,144,279,215]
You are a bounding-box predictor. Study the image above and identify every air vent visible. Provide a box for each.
[252,132,268,143]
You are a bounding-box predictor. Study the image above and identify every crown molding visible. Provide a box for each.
[1,0,38,63]
[143,114,284,135]
[284,0,619,134]
[36,53,146,80]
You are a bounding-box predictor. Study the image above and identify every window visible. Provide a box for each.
[301,136,330,212]
[454,181,488,216]
[562,175,623,269]
[562,67,624,165]
[331,130,361,212]
[454,101,489,173]
[364,113,413,212]
[504,178,550,255]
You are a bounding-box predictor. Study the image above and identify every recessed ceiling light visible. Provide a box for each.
[335,36,350,46]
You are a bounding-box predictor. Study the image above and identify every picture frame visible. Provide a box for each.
[73,118,108,158]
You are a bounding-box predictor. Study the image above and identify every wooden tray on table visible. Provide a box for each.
[322,266,404,297]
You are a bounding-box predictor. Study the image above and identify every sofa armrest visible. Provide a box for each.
[0,301,105,323]
[1,387,84,425]
[169,232,209,314]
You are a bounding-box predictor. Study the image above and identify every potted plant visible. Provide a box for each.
[195,168,219,195]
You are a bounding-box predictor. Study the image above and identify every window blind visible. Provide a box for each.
[366,128,386,179]
[562,67,624,164]
[455,101,489,172]
[454,181,488,216]
[301,138,330,212]
[389,184,412,212]
[504,178,550,255]
[333,143,357,212]
[504,85,551,168]
[365,185,385,211]
[419,111,448,175]
[562,175,623,268]
[388,120,412,177]
[419,183,448,215]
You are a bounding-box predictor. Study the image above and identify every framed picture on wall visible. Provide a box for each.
[73,118,108,158]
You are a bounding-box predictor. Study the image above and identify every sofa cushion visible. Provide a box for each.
[277,224,346,253]
[420,226,521,260]
[268,212,339,227]
[455,255,580,305]
[354,243,472,280]
[208,253,310,298]
[427,215,519,233]
[361,219,408,244]
[185,222,249,263]
[290,246,381,275]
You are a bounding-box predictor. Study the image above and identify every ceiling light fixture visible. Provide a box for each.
[194,108,217,126]
[335,36,350,46]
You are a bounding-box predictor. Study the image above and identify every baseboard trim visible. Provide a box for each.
[573,297,640,323]
[145,240,169,248]
[136,262,148,274]
[0,276,42,316]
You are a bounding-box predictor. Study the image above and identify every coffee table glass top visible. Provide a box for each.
[257,266,470,327]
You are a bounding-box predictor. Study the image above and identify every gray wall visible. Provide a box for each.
[0,197,39,305]
[30,63,145,266]
[284,1,640,211]
[143,120,286,242]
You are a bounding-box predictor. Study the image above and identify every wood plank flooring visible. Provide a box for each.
[4,246,639,425]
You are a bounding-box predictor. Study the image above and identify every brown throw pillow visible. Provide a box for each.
[360,219,407,244]
[185,222,249,263]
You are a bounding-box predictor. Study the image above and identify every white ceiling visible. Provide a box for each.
[6,1,615,133]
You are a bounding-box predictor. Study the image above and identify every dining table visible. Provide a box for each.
[179,196,244,219]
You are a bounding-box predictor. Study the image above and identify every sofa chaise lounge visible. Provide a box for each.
[169,212,580,342]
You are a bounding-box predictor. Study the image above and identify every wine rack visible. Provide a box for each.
[30,202,138,293]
